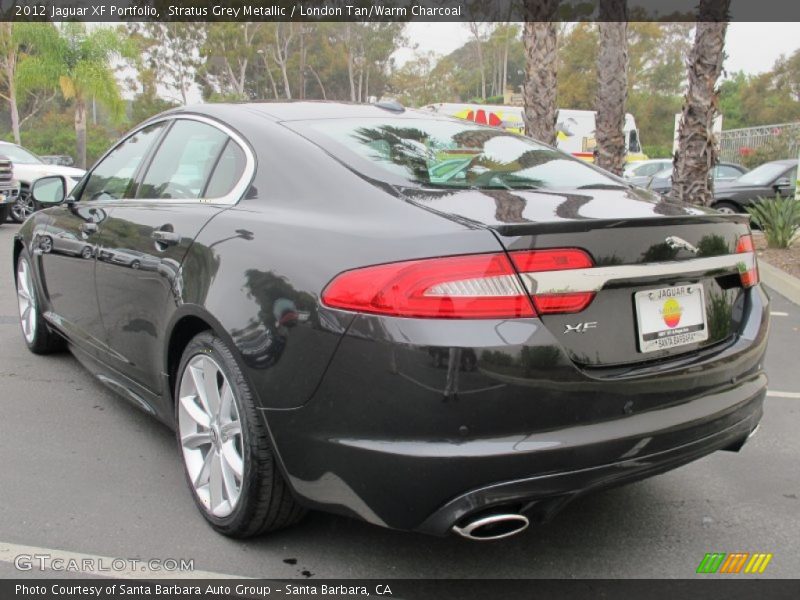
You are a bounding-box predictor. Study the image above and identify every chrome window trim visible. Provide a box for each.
[78,113,255,207]
[519,253,756,295]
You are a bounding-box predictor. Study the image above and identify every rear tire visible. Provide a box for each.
[15,248,66,354]
[0,204,9,224]
[175,331,306,537]
[713,201,739,215]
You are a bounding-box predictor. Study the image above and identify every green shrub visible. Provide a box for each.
[746,195,800,249]
[641,145,674,159]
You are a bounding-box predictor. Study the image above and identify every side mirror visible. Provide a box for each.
[773,177,792,190]
[31,175,67,207]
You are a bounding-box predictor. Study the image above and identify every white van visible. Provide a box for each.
[421,103,647,162]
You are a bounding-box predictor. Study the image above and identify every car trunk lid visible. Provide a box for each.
[401,186,756,367]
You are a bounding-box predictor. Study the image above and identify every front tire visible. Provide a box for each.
[175,331,305,537]
[713,201,739,215]
[15,249,65,354]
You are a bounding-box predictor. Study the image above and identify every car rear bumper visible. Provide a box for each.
[415,382,763,535]
[261,286,769,534]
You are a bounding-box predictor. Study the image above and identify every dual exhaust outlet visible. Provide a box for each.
[451,513,530,541]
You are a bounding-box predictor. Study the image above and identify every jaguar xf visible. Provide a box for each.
[14,102,768,540]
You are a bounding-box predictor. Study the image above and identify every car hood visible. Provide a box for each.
[397,184,716,231]
[13,163,86,181]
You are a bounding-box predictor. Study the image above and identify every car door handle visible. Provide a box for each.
[152,230,181,246]
[80,222,98,235]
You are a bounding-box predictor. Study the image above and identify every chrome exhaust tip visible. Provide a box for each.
[451,513,530,541]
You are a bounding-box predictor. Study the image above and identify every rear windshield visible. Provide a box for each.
[289,117,621,191]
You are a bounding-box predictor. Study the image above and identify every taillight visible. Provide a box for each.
[321,248,595,319]
[736,234,759,288]
[509,249,595,314]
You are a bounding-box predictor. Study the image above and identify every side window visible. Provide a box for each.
[716,165,742,179]
[204,139,247,198]
[137,119,228,200]
[80,123,166,202]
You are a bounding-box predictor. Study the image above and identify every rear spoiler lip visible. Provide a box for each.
[490,213,751,237]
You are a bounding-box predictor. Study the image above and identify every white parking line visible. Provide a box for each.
[0,541,246,579]
[767,391,800,399]
[770,311,789,317]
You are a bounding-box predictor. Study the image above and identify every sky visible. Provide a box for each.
[394,22,800,78]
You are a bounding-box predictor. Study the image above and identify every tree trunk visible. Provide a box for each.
[308,65,326,100]
[281,65,292,100]
[469,23,486,100]
[345,24,357,102]
[502,27,510,96]
[522,1,559,145]
[670,0,730,206]
[595,2,629,175]
[6,58,20,145]
[74,97,87,169]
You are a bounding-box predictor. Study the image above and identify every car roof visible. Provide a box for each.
[165,101,448,123]
[765,159,798,166]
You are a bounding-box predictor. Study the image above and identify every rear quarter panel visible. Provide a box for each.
[177,116,505,410]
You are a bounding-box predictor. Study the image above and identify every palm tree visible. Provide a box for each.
[595,1,629,175]
[670,0,731,206]
[521,0,559,145]
[17,23,128,168]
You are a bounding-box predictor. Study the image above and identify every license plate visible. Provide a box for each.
[634,284,708,353]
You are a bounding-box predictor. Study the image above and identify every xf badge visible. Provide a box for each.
[564,322,597,334]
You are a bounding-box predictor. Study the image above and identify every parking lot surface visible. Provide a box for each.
[0,222,798,579]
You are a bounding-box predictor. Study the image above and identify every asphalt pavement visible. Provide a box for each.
[0,222,798,579]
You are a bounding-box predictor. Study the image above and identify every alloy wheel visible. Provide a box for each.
[11,195,34,222]
[178,354,244,518]
[16,258,37,344]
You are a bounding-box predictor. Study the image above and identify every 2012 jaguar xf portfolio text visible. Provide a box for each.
[13,102,768,541]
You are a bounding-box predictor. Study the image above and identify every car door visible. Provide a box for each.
[37,122,167,358]
[94,116,251,400]
[775,166,797,198]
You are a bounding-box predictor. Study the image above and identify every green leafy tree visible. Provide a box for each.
[16,23,130,168]
[127,22,202,105]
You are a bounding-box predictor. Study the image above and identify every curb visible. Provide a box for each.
[759,261,800,306]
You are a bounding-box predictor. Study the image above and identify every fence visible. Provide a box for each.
[719,122,800,163]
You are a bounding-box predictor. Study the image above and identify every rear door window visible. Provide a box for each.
[136,119,229,200]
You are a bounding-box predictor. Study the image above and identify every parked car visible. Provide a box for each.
[0,141,84,223]
[711,159,797,214]
[38,226,95,259]
[0,154,20,224]
[98,248,161,270]
[16,103,768,541]
[647,162,748,195]
[622,158,673,187]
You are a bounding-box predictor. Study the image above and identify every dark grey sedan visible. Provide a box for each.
[647,162,748,196]
[712,159,797,214]
[14,102,768,541]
